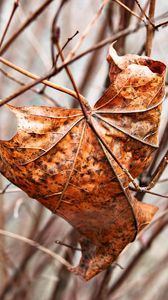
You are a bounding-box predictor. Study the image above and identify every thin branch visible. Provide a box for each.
[155,19,168,29]
[50,0,69,66]
[55,240,81,251]
[0,0,19,49]
[58,26,141,72]
[138,120,168,192]
[0,67,59,107]
[57,9,168,72]
[39,0,70,95]
[55,38,90,119]
[113,0,146,25]
[0,26,139,104]
[0,67,59,106]
[158,178,168,184]
[0,187,21,194]
[0,57,87,106]
[0,217,57,299]
[66,12,168,67]
[0,19,162,104]
[135,0,154,27]
[40,30,79,96]
[54,31,79,66]
[145,0,156,56]
[0,183,12,195]
[0,0,54,55]
[114,0,136,55]
[129,186,168,199]
[65,0,110,62]
[145,149,168,190]
[78,14,107,95]
[0,229,72,269]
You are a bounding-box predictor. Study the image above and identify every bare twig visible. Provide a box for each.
[79,15,107,95]
[135,0,154,27]
[55,39,90,119]
[129,186,168,199]
[54,31,79,66]
[39,0,70,95]
[57,26,141,72]
[138,120,168,194]
[155,19,168,29]
[0,216,57,299]
[55,240,81,251]
[50,0,69,66]
[0,67,59,106]
[0,229,72,269]
[0,0,54,55]
[0,26,140,106]
[0,57,87,106]
[0,0,19,49]
[158,178,168,184]
[0,183,12,195]
[0,187,21,194]
[56,9,168,72]
[145,149,168,190]
[145,0,156,56]
[0,68,59,107]
[115,0,136,55]
[65,0,110,62]
[113,0,146,24]
[40,30,79,96]
[0,19,163,105]
[62,12,168,68]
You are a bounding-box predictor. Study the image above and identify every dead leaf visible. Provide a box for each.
[0,46,166,280]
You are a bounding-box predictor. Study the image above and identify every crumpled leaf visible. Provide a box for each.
[0,46,166,280]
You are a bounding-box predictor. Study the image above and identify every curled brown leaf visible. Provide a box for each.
[0,45,166,280]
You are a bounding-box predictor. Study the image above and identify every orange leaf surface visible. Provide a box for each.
[0,46,166,280]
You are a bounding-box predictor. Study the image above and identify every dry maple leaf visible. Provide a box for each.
[0,46,166,280]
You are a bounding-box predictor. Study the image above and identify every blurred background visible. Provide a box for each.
[0,1,168,299]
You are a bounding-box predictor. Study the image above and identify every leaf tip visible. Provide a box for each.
[107,41,122,67]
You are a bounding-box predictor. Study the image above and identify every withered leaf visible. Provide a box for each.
[0,46,166,280]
